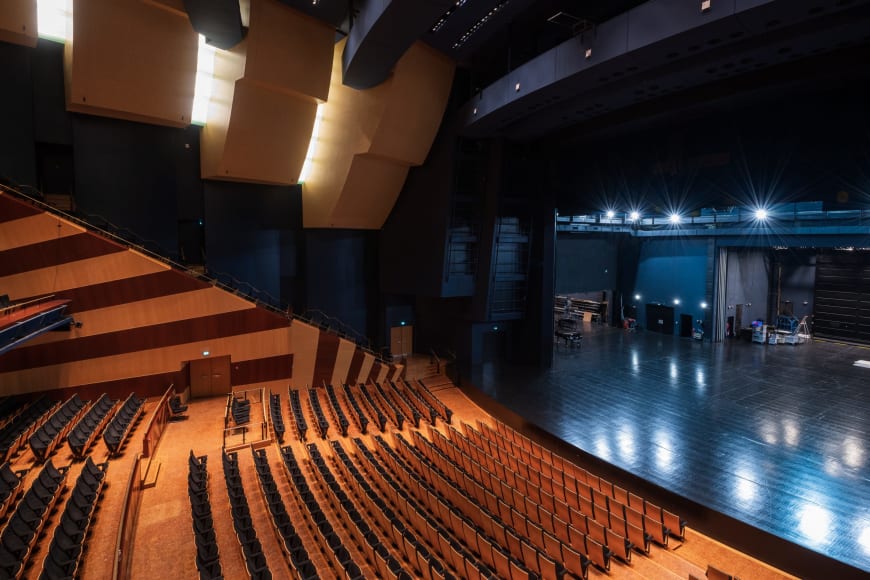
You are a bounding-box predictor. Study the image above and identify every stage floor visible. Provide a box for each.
[467,324,870,577]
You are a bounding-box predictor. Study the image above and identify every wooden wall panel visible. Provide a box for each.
[367,42,455,165]
[302,40,454,229]
[29,288,254,344]
[245,0,332,101]
[290,320,319,388]
[50,369,182,402]
[0,233,125,277]
[66,0,198,127]
[331,338,356,386]
[0,251,168,302]
[199,43,248,181]
[312,331,340,387]
[0,308,287,372]
[217,79,315,184]
[328,155,409,228]
[18,270,208,311]
[376,363,389,384]
[0,0,37,47]
[0,326,293,395]
[0,213,84,251]
[0,193,41,223]
[232,353,293,386]
[366,361,382,384]
[357,352,375,385]
[345,349,364,385]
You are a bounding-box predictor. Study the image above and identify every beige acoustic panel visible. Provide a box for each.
[368,42,454,166]
[290,320,319,388]
[357,352,375,385]
[302,39,455,229]
[199,44,248,181]
[245,0,332,102]
[0,214,84,251]
[214,78,316,184]
[66,0,198,127]
[331,338,357,387]
[0,0,37,47]
[327,155,409,228]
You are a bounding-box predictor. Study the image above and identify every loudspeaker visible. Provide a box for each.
[183,0,244,49]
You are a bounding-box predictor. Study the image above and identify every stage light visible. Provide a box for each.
[673,298,681,305]
[606,210,615,219]
[701,301,708,309]
[634,294,641,301]
[754,208,769,221]
[629,211,640,221]
[669,213,681,224]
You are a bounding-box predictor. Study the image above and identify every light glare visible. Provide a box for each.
[629,211,640,221]
[37,0,73,43]
[191,35,217,125]
[669,213,681,224]
[755,208,769,220]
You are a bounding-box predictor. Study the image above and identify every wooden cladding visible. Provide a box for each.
[0,193,41,223]
[0,308,289,373]
[312,331,340,387]
[345,349,365,385]
[231,354,294,386]
[15,270,208,310]
[0,233,124,277]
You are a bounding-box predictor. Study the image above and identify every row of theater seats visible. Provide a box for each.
[326,440,422,579]
[324,384,350,437]
[307,389,330,439]
[0,460,69,579]
[288,389,308,441]
[222,451,270,579]
[39,457,108,580]
[189,451,223,580]
[355,384,387,433]
[251,448,316,578]
[340,384,369,434]
[103,394,145,456]
[29,394,87,462]
[0,462,25,521]
[230,396,251,426]
[385,381,421,429]
[481,420,685,543]
[67,394,116,459]
[413,379,453,425]
[268,393,285,443]
[413,426,602,574]
[371,383,406,430]
[394,379,439,426]
[279,444,362,579]
[0,398,56,463]
[352,436,513,578]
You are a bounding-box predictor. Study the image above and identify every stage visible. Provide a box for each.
[462,324,870,579]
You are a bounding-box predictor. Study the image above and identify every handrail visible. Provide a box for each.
[0,294,55,317]
[113,452,143,580]
[142,385,173,459]
[0,183,388,362]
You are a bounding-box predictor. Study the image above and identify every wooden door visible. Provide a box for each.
[188,355,232,398]
[390,325,413,358]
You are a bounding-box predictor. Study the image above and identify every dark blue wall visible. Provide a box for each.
[204,181,302,309]
[0,42,36,188]
[633,238,709,333]
[305,229,378,341]
[555,234,619,295]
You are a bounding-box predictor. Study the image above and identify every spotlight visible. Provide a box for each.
[629,211,640,221]
[606,210,615,219]
[673,298,681,305]
[669,213,681,224]
[754,208,769,221]
[701,301,708,309]
[634,294,641,301]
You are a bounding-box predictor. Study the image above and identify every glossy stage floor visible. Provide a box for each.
[463,324,870,579]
